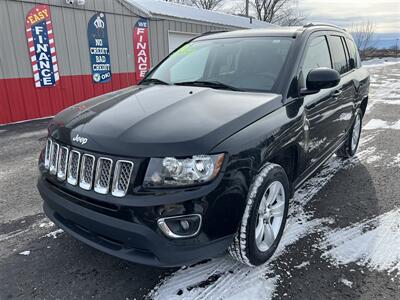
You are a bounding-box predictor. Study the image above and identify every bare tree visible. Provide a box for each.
[349,20,376,53]
[249,0,305,25]
[191,0,224,10]
[164,0,224,10]
[163,0,305,24]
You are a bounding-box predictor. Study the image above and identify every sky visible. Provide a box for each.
[298,0,400,48]
[223,0,399,48]
[298,0,399,33]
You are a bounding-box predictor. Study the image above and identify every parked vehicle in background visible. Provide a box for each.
[38,24,369,267]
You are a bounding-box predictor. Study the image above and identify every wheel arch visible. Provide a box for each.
[265,144,300,197]
[360,96,368,116]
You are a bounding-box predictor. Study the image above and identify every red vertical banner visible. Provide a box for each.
[25,4,59,88]
[133,18,150,83]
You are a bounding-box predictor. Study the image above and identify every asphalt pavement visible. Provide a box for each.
[0,62,399,300]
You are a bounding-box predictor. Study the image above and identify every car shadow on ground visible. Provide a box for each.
[0,230,176,299]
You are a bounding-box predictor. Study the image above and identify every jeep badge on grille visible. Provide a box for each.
[72,134,88,145]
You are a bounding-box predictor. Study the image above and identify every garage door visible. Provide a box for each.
[168,32,198,53]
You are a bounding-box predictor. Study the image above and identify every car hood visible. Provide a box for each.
[49,85,282,157]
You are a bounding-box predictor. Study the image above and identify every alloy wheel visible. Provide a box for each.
[255,181,285,252]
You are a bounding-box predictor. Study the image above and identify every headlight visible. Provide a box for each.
[144,154,225,187]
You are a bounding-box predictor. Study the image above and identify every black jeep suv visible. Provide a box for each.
[38,24,369,267]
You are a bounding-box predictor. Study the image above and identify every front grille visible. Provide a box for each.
[57,146,69,181]
[94,158,113,194]
[67,150,81,186]
[49,142,59,175]
[44,139,52,169]
[79,154,95,190]
[44,138,134,197]
[112,160,134,197]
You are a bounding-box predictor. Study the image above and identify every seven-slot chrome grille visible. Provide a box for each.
[44,139,134,197]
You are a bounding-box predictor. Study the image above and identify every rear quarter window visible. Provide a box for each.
[328,35,349,74]
[345,38,360,69]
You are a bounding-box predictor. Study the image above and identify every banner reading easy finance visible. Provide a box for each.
[133,18,150,82]
[88,12,111,83]
[25,4,59,88]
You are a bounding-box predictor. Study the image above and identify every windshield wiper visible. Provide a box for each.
[175,80,244,91]
[140,78,170,85]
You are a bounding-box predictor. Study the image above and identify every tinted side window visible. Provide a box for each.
[302,36,332,79]
[328,35,349,74]
[345,38,359,69]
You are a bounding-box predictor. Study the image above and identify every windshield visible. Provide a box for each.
[144,37,293,92]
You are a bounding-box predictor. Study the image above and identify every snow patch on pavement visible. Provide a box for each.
[39,220,55,228]
[340,278,353,288]
[45,229,64,239]
[365,154,382,164]
[321,208,400,276]
[294,261,310,269]
[364,119,400,130]
[19,250,31,256]
[389,154,400,167]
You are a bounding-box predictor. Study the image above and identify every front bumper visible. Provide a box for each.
[38,177,233,267]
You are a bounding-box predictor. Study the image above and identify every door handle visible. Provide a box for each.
[331,89,342,97]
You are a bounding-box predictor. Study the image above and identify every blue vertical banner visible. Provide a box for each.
[26,4,59,87]
[87,12,111,83]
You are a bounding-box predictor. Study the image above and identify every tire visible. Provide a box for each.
[228,163,290,266]
[336,110,363,158]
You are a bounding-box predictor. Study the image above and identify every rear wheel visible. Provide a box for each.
[228,163,289,266]
[336,110,363,158]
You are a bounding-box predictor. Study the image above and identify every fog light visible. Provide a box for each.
[157,214,202,239]
[180,220,190,230]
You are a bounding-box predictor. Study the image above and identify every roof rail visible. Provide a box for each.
[303,22,346,31]
[200,30,228,36]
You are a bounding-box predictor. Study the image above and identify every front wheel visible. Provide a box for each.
[336,110,363,158]
[229,163,290,266]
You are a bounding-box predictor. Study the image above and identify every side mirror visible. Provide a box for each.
[300,67,340,96]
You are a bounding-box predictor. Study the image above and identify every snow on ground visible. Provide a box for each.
[364,58,400,113]
[293,261,310,269]
[321,208,400,277]
[0,217,51,243]
[19,250,30,256]
[362,57,400,69]
[44,229,64,239]
[364,119,400,130]
[390,154,400,167]
[340,278,353,288]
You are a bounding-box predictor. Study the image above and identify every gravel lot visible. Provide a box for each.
[1,61,399,299]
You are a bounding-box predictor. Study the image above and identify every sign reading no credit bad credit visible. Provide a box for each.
[88,12,111,83]
[25,4,59,87]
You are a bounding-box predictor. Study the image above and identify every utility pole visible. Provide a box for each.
[245,0,249,17]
